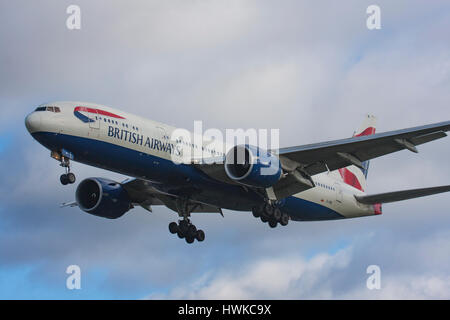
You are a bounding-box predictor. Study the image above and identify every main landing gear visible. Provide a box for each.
[59,156,76,185]
[252,202,290,228]
[168,198,206,244]
[169,220,205,244]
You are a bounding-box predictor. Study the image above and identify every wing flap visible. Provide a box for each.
[121,178,166,205]
[410,131,447,145]
[355,185,450,205]
[122,178,222,214]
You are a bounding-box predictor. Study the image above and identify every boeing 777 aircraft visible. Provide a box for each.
[25,102,450,244]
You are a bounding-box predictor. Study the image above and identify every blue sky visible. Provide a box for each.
[0,0,450,299]
[0,133,12,154]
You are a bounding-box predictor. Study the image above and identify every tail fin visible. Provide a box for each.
[338,115,377,192]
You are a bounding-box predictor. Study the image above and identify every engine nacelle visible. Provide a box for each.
[75,178,132,219]
[224,145,282,188]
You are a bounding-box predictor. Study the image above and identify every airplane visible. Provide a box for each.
[25,101,450,244]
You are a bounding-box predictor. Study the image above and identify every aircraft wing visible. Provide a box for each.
[62,178,223,214]
[355,185,450,205]
[278,121,450,177]
[194,121,450,200]
[122,178,223,214]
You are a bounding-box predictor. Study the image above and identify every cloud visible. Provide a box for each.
[147,249,352,300]
[148,230,450,300]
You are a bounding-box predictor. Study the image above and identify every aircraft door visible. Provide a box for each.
[89,109,100,129]
[335,182,344,203]
[88,109,100,138]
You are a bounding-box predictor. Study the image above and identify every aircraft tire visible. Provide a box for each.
[169,222,178,234]
[196,230,205,242]
[273,208,282,220]
[252,207,260,218]
[264,203,274,217]
[280,213,289,226]
[187,224,197,238]
[60,174,69,185]
[185,235,195,244]
[67,172,76,184]
[179,220,189,234]
[268,219,278,228]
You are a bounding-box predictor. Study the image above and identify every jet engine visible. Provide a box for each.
[75,178,132,219]
[224,145,282,188]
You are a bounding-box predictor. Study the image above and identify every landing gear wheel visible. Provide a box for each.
[252,207,260,218]
[187,225,197,238]
[60,174,69,185]
[195,230,205,242]
[179,220,189,234]
[177,230,185,239]
[67,172,76,184]
[185,235,195,244]
[260,215,268,223]
[264,203,274,217]
[280,213,289,226]
[268,219,278,228]
[169,222,179,234]
[273,208,282,220]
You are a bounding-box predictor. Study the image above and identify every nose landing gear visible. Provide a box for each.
[58,155,76,185]
[60,172,76,185]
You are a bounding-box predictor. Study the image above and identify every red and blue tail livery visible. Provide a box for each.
[338,115,377,192]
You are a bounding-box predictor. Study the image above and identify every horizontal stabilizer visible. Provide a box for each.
[355,185,450,205]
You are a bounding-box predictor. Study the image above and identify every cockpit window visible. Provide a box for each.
[35,106,61,113]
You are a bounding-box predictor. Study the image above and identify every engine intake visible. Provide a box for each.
[224,145,282,188]
[76,178,132,219]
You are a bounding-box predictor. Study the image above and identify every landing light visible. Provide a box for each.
[51,151,61,161]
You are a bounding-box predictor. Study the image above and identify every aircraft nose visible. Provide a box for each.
[25,112,42,133]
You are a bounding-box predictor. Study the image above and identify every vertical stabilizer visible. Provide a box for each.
[338,115,377,191]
